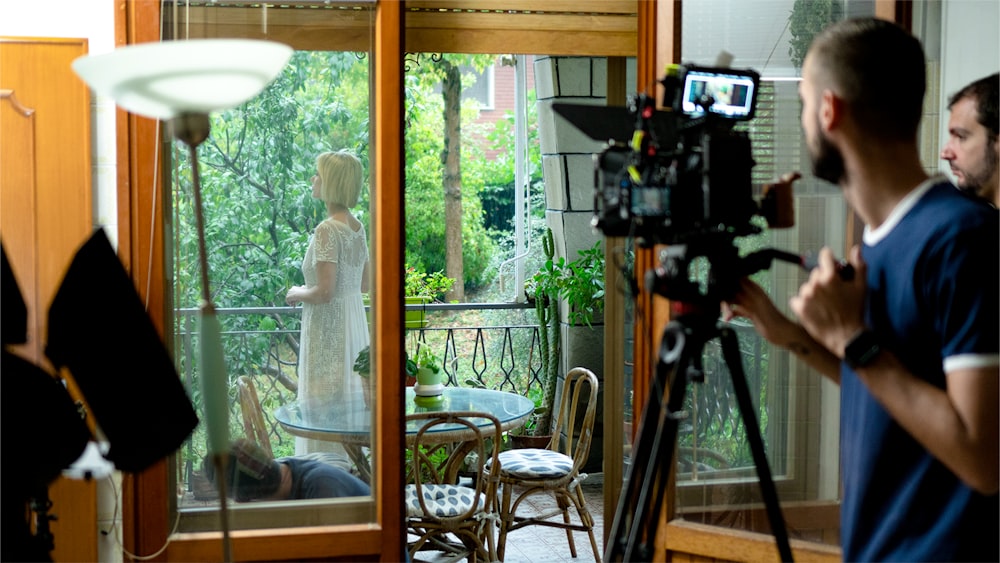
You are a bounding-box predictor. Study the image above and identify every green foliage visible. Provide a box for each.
[174,50,371,313]
[529,237,606,329]
[524,230,605,436]
[353,345,371,376]
[413,345,441,375]
[353,344,418,381]
[404,264,455,301]
[403,53,502,290]
[558,242,606,328]
[403,101,496,288]
[531,228,559,436]
[787,0,844,69]
[517,386,546,436]
[468,89,544,232]
[406,443,451,484]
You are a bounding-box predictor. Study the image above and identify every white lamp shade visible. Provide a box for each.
[72,39,293,120]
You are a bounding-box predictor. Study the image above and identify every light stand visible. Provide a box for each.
[72,38,292,562]
[171,111,233,561]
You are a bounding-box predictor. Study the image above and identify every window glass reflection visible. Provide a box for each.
[170,44,376,529]
[674,0,873,544]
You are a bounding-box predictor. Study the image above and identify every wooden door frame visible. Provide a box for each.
[116,1,404,560]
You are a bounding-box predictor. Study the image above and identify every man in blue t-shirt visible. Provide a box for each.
[204,439,370,501]
[724,18,998,562]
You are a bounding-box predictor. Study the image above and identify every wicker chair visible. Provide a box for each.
[405,411,502,563]
[494,367,601,562]
[237,376,273,457]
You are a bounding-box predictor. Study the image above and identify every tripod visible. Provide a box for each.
[606,242,801,562]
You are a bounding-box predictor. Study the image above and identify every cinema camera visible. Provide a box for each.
[551,64,801,307]
[593,63,793,247]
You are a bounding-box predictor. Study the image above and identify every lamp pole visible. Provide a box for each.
[172,112,233,562]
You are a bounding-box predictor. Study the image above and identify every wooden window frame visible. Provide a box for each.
[116,1,639,560]
[117,0,908,558]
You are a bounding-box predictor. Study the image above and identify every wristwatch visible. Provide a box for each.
[843,329,881,369]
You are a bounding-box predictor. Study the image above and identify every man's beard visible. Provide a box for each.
[957,141,998,199]
[811,126,846,185]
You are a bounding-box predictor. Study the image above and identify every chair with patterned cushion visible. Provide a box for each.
[494,367,601,562]
[405,411,502,563]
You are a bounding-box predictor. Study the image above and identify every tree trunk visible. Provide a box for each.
[441,61,465,301]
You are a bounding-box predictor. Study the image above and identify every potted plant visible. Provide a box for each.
[412,345,445,408]
[360,265,455,330]
[523,228,605,438]
[509,386,552,449]
[354,345,419,408]
[404,264,456,328]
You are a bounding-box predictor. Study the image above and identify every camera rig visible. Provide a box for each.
[553,63,803,306]
[552,63,814,561]
[583,65,774,245]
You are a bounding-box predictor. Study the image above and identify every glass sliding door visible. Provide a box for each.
[164,1,378,532]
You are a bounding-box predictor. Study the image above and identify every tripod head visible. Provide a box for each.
[644,231,807,314]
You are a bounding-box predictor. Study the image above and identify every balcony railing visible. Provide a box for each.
[174,301,773,499]
[174,301,540,459]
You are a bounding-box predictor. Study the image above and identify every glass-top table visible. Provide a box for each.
[274,387,534,482]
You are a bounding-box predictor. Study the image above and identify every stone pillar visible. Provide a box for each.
[534,56,612,473]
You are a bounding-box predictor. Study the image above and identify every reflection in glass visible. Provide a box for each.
[166,4,376,532]
[675,0,872,545]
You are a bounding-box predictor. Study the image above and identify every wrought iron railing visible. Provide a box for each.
[174,301,540,456]
[174,302,772,494]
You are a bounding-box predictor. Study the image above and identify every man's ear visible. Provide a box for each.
[819,89,842,132]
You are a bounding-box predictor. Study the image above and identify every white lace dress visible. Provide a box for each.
[295,217,369,465]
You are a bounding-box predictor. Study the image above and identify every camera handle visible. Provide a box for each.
[605,310,794,562]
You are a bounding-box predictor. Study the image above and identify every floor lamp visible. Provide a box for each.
[73,39,292,560]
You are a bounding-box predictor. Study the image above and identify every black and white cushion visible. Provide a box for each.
[405,484,485,517]
[496,448,573,479]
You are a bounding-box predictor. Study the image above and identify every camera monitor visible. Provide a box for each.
[680,66,759,121]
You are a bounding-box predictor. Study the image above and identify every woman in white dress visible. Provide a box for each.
[285,151,370,468]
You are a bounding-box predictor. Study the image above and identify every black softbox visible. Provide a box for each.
[45,230,199,473]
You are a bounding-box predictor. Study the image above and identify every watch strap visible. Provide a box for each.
[844,329,881,369]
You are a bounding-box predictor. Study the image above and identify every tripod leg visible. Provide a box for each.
[718,326,794,562]
[605,320,701,562]
[631,327,705,560]
[604,335,670,561]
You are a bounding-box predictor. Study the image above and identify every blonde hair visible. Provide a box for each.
[316,151,363,208]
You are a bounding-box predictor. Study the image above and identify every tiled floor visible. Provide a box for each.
[496,480,605,563]
[414,476,605,563]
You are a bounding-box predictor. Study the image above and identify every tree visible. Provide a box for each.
[172,51,371,397]
[441,59,465,301]
[406,53,496,300]
[787,0,844,69]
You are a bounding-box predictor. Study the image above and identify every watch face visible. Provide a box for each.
[845,330,881,368]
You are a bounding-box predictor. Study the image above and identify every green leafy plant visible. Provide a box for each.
[413,345,440,373]
[557,241,606,328]
[514,386,546,436]
[524,228,605,436]
[353,345,418,381]
[404,264,456,302]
